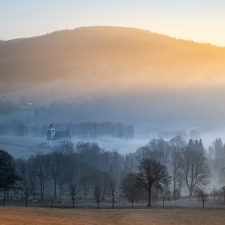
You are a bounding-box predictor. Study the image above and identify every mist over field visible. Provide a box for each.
[1,27,225,149]
[1,26,225,216]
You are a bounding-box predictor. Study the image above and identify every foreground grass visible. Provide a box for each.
[0,207,224,225]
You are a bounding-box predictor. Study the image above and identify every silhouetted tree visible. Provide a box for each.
[198,189,208,209]
[136,158,170,207]
[121,173,140,208]
[68,183,79,208]
[94,184,102,208]
[107,178,118,209]
[16,158,36,207]
[0,150,18,206]
[178,141,211,196]
[169,137,185,199]
[32,154,49,200]
[47,151,67,200]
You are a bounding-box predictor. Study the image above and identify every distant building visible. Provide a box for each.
[47,123,71,147]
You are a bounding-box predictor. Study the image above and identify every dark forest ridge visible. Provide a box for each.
[0,26,225,83]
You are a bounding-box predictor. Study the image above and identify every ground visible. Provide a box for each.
[0,207,224,225]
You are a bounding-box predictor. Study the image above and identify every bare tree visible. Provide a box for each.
[68,183,79,208]
[32,154,49,200]
[178,146,211,196]
[47,151,67,200]
[21,176,36,207]
[79,175,91,202]
[121,173,140,208]
[16,158,36,207]
[136,158,171,207]
[161,178,172,208]
[94,184,102,208]
[107,178,118,209]
[169,136,186,200]
[198,189,208,209]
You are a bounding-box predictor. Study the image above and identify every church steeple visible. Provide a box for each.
[47,123,55,139]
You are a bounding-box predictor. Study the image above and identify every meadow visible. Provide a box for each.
[0,207,224,225]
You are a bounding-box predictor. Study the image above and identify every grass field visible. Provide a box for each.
[0,207,225,225]
[0,135,50,158]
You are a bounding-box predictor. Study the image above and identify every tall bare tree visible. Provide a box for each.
[68,183,79,208]
[198,189,208,209]
[136,158,170,207]
[107,178,118,209]
[32,154,49,200]
[169,136,186,199]
[120,173,140,208]
[47,151,67,200]
[94,184,102,208]
[16,158,36,207]
[178,145,211,196]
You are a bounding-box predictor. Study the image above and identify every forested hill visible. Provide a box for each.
[1,26,225,82]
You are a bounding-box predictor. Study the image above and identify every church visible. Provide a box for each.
[46,123,71,147]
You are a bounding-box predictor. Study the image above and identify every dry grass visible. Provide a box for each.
[0,207,224,225]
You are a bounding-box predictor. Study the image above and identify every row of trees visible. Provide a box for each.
[46,122,134,139]
[0,137,225,208]
[158,130,201,140]
[0,121,134,139]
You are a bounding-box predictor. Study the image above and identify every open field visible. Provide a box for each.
[0,135,149,157]
[0,207,225,225]
[0,135,49,158]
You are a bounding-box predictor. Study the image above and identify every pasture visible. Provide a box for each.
[0,207,224,225]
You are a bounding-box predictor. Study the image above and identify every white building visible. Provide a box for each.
[47,123,71,147]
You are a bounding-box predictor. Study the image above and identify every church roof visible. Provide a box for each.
[46,131,71,140]
[53,131,71,140]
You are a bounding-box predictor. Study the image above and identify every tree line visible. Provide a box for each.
[158,130,201,140]
[1,136,225,208]
[0,121,134,140]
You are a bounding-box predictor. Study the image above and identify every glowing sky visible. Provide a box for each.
[1,0,225,46]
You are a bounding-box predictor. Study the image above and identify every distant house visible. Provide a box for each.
[47,123,71,147]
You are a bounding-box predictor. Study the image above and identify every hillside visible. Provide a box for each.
[0,26,225,83]
[1,26,225,132]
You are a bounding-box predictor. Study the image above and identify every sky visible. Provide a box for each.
[0,0,225,46]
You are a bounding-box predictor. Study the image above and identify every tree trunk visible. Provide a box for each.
[26,198,28,207]
[73,199,74,208]
[173,177,176,200]
[147,188,152,207]
[203,200,205,209]
[163,196,164,208]
[40,181,43,200]
[3,190,5,206]
[54,180,57,200]
[189,189,193,197]
[112,198,114,209]
[132,202,133,208]
[97,200,99,208]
